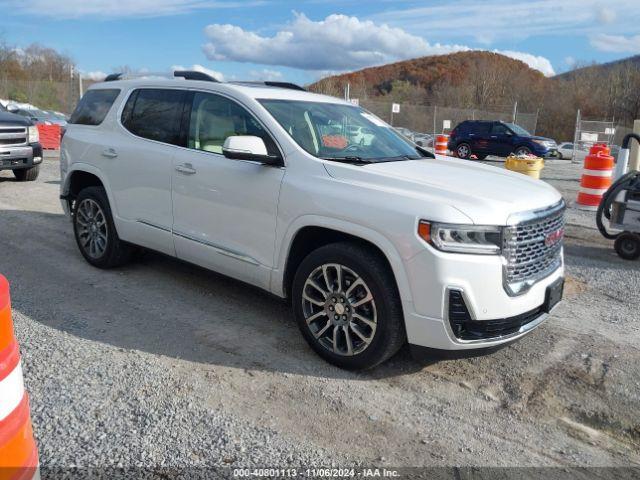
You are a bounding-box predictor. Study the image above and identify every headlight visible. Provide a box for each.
[28,126,39,144]
[418,221,502,254]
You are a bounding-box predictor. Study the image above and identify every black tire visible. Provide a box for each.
[73,186,134,268]
[614,233,640,260]
[456,142,472,159]
[13,166,40,182]
[292,242,406,370]
[514,146,532,156]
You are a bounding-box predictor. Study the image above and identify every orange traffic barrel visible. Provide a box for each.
[576,145,614,210]
[0,275,38,480]
[435,135,448,156]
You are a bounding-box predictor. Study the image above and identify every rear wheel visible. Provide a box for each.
[73,186,134,268]
[13,166,40,182]
[614,233,640,260]
[292,242,405,370]
[456,143,472,159]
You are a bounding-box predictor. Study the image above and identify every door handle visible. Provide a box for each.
[490,136,498,139]
[175,163,196,175]
[101,148,118,158]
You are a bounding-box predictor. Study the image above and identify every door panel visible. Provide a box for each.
[489,123,515,156]
[102,88,187,255]
[171,92,285,289]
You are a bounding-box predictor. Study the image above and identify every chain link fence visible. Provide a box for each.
[0,77,81,114]
[359,99,538,136]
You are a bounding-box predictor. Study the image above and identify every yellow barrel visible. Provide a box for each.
[505,155,544,179]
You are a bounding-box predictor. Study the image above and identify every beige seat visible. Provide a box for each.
[196,107,235,154]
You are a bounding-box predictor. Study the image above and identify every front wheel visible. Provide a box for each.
[292,242,405,370]
[73,186,134,268]
[614,233,640,260]
[13,166,39,182]
[514,146,532,156]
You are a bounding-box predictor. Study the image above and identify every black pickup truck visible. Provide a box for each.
[0,104,43,181]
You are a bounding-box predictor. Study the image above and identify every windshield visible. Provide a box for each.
[505,123,530,136]
[259,99,422,162]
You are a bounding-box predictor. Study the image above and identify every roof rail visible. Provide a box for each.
[174,70,219,82]
[229,81,306,91]
[104,73,124,82]
[263,81,306,91]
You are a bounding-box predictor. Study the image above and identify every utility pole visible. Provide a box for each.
[572,109,581,163]
[78,73,83,99]
[512,101,518,123]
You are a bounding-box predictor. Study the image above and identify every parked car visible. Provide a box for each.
[393,127,414,139]
[448,120,558,160]
[557,142,588,161]
[60,74,565,369]
[346,125,375,146]
[0,105,43,181]
[412,133,433,148]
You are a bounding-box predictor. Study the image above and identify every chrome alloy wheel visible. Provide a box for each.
[302,263,377,356]
[76,198,108,259]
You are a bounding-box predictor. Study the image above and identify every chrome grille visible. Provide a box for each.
[503,202,565,295]
[0,126,27,147]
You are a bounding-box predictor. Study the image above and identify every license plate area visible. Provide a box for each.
[544,277,564,312]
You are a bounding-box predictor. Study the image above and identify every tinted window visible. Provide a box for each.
[122,89,186,145]
[491,123,511,135]
[188,92,279,156]
[69,89,120,126]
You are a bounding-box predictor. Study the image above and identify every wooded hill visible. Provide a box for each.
[310,51,640,141]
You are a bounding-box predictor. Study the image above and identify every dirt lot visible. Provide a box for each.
[0,154,639,472]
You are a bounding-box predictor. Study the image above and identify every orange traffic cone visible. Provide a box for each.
[576,144,614,210]
[0,275,39,480]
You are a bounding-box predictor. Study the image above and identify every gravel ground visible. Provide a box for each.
[0,154,639,474]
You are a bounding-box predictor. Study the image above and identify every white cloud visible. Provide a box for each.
[368,1,637,42]
[493,50,555,76]
[171,64,224,81]
[5,0,262,18]
[82,71,107,81]
[203,13,555,76]
[564,56,576,67]
[590,34,640,53]
[596,6,617,24]
[249,69,283,81]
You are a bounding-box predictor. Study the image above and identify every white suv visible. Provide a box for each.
[60,72,565,369]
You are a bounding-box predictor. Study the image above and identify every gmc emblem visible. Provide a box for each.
[545,227,564,247]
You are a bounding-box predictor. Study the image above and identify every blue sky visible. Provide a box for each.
[1,0,639,83]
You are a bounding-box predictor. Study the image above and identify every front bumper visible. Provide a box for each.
[0,143,42,171]
[401,244,564,350]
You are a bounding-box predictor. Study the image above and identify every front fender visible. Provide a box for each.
[271,214,414,305]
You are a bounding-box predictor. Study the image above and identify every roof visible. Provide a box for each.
[89,77,349,105]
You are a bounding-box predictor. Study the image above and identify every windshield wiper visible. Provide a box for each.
[321,156,373,165]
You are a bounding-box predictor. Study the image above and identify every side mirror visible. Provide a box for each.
[222,136,282,166]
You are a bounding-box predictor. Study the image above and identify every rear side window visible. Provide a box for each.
[121,89,186,146]
[69,89,120,126]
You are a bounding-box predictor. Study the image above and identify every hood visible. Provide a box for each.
[530,135,555,143]
[323,157,563,225]
[0,111,32,126]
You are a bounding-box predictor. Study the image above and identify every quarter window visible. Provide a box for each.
[69,89,120,126]
[121,89,186,146]
[187,92,278,156]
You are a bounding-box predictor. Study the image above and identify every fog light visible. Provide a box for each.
[33,156,42,164]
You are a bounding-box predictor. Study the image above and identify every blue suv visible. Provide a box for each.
[447,120,557,160]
